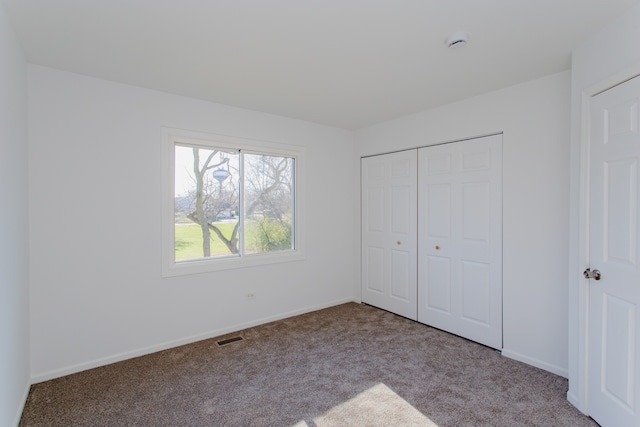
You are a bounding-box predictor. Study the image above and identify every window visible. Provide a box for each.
[162,128,304,276]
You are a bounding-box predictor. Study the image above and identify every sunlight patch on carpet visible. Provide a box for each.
[293,383,439,427]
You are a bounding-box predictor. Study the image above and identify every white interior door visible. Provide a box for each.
[588,75,640,427]
[417,134,502,349]
[361,150,417,320]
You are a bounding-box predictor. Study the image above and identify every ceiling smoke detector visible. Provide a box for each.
[446,31,470,49]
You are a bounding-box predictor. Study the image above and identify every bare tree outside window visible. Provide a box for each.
[174,144,294,262]
[244,153,294,254]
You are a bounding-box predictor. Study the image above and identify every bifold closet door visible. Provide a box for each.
[417,135,503,349]
[361,150,417,320]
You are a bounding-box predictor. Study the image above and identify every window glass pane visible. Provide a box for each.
[174,144,240,261]
[243,153,295,254]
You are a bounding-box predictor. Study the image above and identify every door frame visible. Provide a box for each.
[570,62,640,414]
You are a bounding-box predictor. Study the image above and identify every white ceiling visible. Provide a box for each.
[3,0,639,129]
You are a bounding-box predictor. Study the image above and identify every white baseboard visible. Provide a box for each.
[31,297,358,384]
[501,348,568,378]
[13,380,31,427]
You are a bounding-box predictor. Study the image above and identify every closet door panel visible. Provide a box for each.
[418,135,503,349]
[425,255,452,313]
[361,150,418,320]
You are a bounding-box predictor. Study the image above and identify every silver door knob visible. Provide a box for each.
[583,268,601,280]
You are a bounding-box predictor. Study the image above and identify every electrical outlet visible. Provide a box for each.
[245,292,256,300]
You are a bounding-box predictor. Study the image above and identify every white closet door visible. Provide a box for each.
[418,135,502,349]
[361,150,417,320]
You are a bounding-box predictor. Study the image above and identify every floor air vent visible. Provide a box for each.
[216,336,243,346]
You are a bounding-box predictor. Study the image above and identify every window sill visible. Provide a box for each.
[162,250,305,277]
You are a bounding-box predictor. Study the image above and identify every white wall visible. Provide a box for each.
[568,3,640,413]
[28,65,357,381]
[0,2,30,425]
[356,71,571,377]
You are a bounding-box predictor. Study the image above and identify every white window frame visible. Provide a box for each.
[161,127,305,277]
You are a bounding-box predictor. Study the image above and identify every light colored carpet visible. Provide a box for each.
[19,303,597,426]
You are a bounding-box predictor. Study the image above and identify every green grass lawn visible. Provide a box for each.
[175,222,238,260]
[175,220,292,261]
